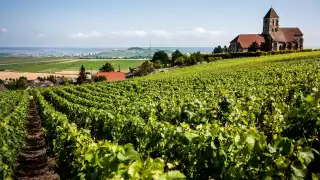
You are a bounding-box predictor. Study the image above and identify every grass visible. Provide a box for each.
[0,57,69,65]
[0,58,144,73]
[139,51,320,80]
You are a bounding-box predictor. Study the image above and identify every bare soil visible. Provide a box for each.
[0,71,77,80]
[15,100,58,180]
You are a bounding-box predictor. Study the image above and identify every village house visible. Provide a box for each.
[229,8,304,52]
[0,84,7,91]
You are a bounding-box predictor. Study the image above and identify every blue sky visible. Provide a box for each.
[0,0,319,48]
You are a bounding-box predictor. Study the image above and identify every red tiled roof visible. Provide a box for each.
[264,8,279,18]
[230,34,265,49]
[97,72,126,81]
[270,28,303,42]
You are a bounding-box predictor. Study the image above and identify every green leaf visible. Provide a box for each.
[246,134,255,150]
[276,138,293,156]
[234,134,240,145]
[85,153,93,162]
[306,95,313,103]
[184,132,199,142]
[211,141,217,150]
[276,156,290,169]
[298,148,314,165]
[312,173,320,180]
[166,170,186,179]
[291,164,306,178]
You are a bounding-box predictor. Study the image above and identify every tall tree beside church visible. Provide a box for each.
[248,41,260,52]
[223,45,228,53]
[213,46,223,54]
[77,65,87,84]
[260,41,268,51]
[171,50,183,66]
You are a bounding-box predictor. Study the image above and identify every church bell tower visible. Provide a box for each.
[263,8,279,34]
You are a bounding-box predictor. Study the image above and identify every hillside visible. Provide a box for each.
[1,51,320,179]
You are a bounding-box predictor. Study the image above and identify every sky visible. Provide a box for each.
[0,0,319,48]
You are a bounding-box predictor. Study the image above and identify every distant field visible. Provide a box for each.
[0,58,144,73]
[0,57,70,65]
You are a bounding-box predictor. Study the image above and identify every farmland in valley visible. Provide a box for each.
[1,51,320,179]
[0,57,144,73]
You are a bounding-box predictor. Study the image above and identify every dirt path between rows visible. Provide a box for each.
[15,100,58,180]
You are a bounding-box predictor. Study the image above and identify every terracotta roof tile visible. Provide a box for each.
[270,28,303,42]
[264,8,279,18]
[97,72,126,81]
[230,34,265,49]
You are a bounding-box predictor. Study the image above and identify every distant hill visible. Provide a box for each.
[127,47,145,50]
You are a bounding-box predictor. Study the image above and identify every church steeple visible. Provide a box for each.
[263,8,280,34]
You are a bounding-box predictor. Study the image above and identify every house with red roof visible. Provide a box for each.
[229,8,304,52]
[96,72,126,81]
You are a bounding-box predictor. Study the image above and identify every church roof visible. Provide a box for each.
[264,8,279,18]
[230,34,265,49]
[270,28,303,42]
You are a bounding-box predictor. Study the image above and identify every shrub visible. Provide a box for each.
[207,57,223,62]
[301,49,313,52]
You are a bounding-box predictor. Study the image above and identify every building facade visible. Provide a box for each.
[229,8,304,52]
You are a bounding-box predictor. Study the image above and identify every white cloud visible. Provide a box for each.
[69,31,104,39]
[109,30,146,38]
[149,30,172,38]
[178,27,225,37]
[107,28,225,39]
[1,28,7,32]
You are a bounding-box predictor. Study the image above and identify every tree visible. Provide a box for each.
[260,41,269,51]
[60,77,73,85]
[37,76,46,81]
[175,56,185,66]
[153,60,162,69]
[171,50,183,66]
[77,65,87,84]
[248,41,260,52]
[152,51,170,66]
[16,76,28,89]
[187,51,204,65]
[223,45,228,53]
[99,62,115,72]
[94,76,107,82]
[136,60,155,76]
[47,75,57,84]
[213,45,223,54]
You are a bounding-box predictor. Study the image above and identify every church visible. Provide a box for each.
[229,8,304,52]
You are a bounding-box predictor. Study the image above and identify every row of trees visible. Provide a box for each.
[213,45,229,54]
[151,50,205,67]
[0,77,28,90]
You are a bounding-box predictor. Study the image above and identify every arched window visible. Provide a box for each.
[276,20,279,26]
[271,20,274,25]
